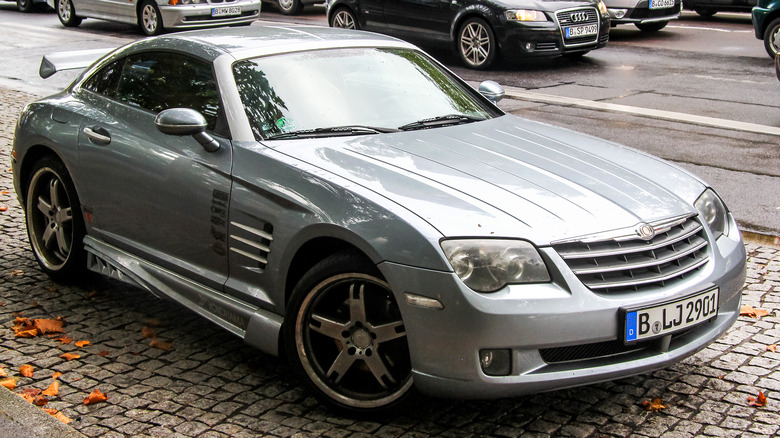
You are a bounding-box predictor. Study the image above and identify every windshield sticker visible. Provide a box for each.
[276,117,295,132]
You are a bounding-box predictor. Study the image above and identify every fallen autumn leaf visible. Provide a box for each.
[19,365,34,378]
[84,389,108,405]
[642,398,667,412]
[748,391,767,407]
[740,305,770,319]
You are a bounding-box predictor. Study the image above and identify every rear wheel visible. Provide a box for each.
[25,156,87,281]
[457,17,497,70]
[56,0,82,27]
[284,251,413,414]
[330,7,358,30]
[139,0,164,36]
[16,0,33,12]
[764,18,780,58]
[635,21,668,32]
[277,0,303,15]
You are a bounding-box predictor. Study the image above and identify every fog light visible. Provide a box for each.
[479,349,511,376]
[609,8,627,19]
[522,42,535,52]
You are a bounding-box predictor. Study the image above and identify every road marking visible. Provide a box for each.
[502,86,780,137]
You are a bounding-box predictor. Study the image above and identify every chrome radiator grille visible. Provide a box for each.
[556,8,600,47]
[552,217,709,293]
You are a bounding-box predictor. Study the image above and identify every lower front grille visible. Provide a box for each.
[540,328,694,364]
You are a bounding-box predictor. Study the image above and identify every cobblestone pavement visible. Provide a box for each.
[1,86,779,438]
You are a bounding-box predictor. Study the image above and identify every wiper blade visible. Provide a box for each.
[267,125,399,140]
[398,114,485,131]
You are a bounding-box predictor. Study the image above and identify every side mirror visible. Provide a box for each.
[478,80,505,104]
[155,108,220,152]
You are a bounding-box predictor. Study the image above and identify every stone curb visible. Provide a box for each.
[0,387,87,438]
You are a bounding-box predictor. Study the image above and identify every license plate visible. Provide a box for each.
[650,0,675,9]
[565,24,598,39]
[212,6,241,17]
[623,288,718,343]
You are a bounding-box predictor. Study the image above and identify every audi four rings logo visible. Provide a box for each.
[570,12,588,22]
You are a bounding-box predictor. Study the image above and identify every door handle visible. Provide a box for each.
[83,126,111,145]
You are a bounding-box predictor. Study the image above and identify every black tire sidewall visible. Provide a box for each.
[278,0,303,15]
[17,0,33,12]
[25,156,87,281]
[764,18,780,58]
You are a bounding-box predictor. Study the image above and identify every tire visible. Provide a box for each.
[635,21,669,32]
[284,251,413,415]
[25,156,87,281]
[56,0,82,27]
[16,0,33,13]
[277,0,303,15]
[764,18,780,58]
[139,0,164,36]
[330,7,358,30]
[457,17,497,70]
[694,9,716,17]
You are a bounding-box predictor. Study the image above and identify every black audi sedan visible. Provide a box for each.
[327,0,611,69]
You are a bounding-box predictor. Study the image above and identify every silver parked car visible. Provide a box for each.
[13,26,746,414]
[604,0,680,32]
[47,0,261,35]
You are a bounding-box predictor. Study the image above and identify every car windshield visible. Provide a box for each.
[233,47,497,140]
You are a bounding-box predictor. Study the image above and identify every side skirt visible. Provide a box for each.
[84,236,283,356]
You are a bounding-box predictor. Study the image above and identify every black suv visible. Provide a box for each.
[327,0,611,69]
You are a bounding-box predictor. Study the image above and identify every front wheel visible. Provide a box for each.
[764,18,780,58]
[139,0,164,36]
[284,252,413,414]
[330,7,358,30]
[57,0,82,27]
[457,17,497,70]
[25,156,87,281]
[635,21,668,32]
[277,0,303,15]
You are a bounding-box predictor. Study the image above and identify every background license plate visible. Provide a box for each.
[650,0,675,9]
[565,24,598,39]
[212,6,241,17]
[624,288,718,343]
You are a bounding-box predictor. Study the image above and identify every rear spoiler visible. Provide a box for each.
[39,48,114,79]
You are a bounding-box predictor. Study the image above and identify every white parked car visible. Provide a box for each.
[604,0,681,32]
[47,0,261,36]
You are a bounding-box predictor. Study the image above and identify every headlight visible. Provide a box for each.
[597,0,609,17]
[441,239,551,292]
[169,0,204,4]
[505,10,548,22]
[695,188,729,240]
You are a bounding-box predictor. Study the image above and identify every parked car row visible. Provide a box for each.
[4,0,778,64]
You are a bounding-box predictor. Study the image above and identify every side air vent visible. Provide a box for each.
[230,222,274,272]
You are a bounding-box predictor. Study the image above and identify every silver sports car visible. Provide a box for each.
[12,25,746,414]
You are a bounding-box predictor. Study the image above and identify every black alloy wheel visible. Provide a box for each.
[285,251,413,414]
[25,156,87,281]
[277,0,303,15]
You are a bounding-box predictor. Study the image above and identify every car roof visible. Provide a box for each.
[122,25,417,62]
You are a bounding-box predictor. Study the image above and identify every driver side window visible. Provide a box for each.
[83,52,221,131]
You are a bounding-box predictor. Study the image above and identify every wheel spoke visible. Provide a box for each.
[41,222,56,250]
[48,178,61,210]
[348,282,367,323]
[364,353,395,389]
[310,313,349,340]
[325,349,356,384]
[371,320,405,343]
[36,196,53,216]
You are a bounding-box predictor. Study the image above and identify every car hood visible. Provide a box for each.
[270,116,705,245]
[494,0,600,11]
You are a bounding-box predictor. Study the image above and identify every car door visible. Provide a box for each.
[382,0,453,42]
[74,51,232,290]
[90,0,136,20]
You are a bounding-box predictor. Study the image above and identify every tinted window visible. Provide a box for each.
[84,52,221,131]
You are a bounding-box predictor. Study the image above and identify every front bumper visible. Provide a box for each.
[607,0,680,24]
[494,14,610,58]
[380,215,746,399]
[752,7,771,39]
[159,1,262,29]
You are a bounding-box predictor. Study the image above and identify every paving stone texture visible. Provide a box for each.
[1,86,779,437]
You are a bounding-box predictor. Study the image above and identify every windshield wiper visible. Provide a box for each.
[398,114,486,131]
[267,125,399,140]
